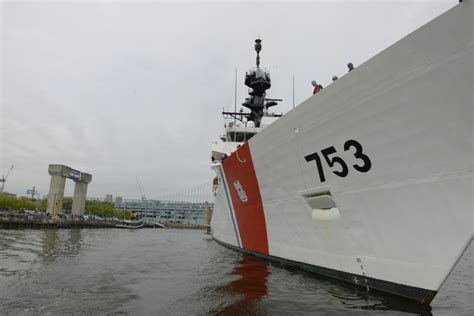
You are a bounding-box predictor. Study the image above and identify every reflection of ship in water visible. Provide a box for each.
[319,275,434,315]
[213,255,269,315]
[269,262,434,315]
[211,253,434,315]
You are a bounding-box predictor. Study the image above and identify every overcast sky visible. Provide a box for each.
[1,0,458,199]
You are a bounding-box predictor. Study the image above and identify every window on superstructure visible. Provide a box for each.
[227,132,256,142]
[236,133,245,142]
[245,133,255,141]
[227,132,239,142]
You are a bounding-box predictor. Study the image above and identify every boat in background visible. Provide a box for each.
[115,219,144,229]
[210,1,473,304]
[115,209,147,229]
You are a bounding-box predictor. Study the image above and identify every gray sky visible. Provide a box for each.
[1,0,457,199]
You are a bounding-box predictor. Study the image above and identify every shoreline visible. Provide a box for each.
[0,216,116,229]
[0,214,205,230]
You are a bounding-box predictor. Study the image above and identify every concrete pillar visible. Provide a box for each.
[47,165,68,217]
[47,164,92,218]
[71,173,92,216]
[71,182,88,216]
[203,201,213,225]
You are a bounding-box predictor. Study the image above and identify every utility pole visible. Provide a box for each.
[27,186,38,200]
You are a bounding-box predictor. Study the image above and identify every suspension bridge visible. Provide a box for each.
[113,182,215,225]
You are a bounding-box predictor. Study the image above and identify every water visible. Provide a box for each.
[0,229,472,315]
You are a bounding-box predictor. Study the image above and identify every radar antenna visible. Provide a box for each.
[241,39,280,127]
[221,39,283,126]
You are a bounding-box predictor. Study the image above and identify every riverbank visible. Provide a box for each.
[0,214,116,229]
[0,211,204,229]
[163,223,206,229]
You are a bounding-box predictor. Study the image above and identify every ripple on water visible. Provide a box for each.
[0,229,472,315]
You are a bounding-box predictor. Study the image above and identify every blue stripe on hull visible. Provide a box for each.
[218,166,241,247]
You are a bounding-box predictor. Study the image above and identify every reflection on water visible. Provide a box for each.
[0,229,471,316]
[209,252,435,315]
[324,278,433,315]
[41,229,83,262]
[41,229,59,262]
[213,255,269,315]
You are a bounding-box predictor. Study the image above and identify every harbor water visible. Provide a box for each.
[0,229,472,315]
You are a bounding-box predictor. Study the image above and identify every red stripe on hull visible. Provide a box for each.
[222,143,269,255]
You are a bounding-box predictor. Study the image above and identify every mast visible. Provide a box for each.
[221,39,282,126]
[241,39,279,127]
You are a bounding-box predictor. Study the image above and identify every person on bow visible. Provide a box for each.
[347,62,355,72]
[312,80,323,94]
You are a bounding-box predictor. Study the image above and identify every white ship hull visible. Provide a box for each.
[211,1,473,304]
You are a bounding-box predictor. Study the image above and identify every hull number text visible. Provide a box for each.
[305,139,372,182]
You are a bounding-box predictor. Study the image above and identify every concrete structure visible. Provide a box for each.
[47,164,92,218]
[115,196,123,204]
[105,194,113,203]
[71,173,92,216]
[203,201,213,225]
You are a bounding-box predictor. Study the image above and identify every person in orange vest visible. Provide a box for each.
[312,80,323,94]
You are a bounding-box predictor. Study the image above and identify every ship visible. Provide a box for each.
[210,1,473,304]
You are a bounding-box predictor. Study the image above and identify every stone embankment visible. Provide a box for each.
[164,223,206,229]
[0,211,203,229]
[0,211,116,228]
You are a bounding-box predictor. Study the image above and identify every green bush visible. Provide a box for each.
[62,197,73,211]
[0,195,127,218]
[85,200,130,219]
[0,194,46,211]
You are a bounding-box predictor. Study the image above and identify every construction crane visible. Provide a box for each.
[0,165,14,193]
[136,176,146,201]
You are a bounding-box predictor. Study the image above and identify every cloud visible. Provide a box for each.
[1,0,457,198]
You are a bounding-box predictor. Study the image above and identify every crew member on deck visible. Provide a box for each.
[312,80,323,94]
[347,62,355,72]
